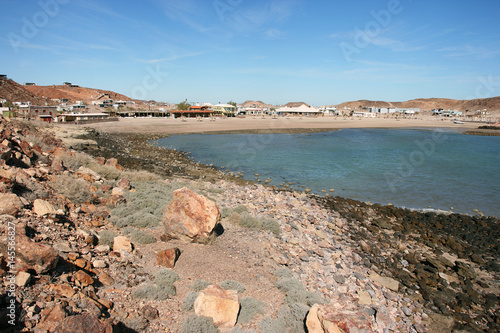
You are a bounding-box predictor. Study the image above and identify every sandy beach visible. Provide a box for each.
[80,116,481,134]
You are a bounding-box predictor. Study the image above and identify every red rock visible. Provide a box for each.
[20,140,33,158]
[54,313,112,333]
[75,270,94,287]
[98,272,115,286]
[50,284,76,298]
[1,224,59,274]
[36,303,67,332]
[156,248,181,268]
[163,187,221,244]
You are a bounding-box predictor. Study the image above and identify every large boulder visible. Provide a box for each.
[0,223,59,274]
[306,300,373,333]
[0,193,23,216]
[54,313,112,333]
[163,187,221,244]
[194,284,240,328]
[33,199,57,216]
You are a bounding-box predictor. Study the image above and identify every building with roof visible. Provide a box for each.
[275,104,321,116]
[19,105,58,120]
[171,105,214,118]
[212,104,236,116]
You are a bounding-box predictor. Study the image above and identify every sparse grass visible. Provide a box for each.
[110,181,187,228]
[181,291,199,311]
[132,269,179,300]
[220,280,246,294]
[98,230,116,247]
[225,211,280,236]
[275,277,325,307]
[258,303,309,333]
[50,174,93,204]
[191,280,211,292]
[221,205,248,219]
[122,227,157,244]
[181,315,219,333]
[237,297,266,325]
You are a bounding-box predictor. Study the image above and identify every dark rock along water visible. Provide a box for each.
[157,128,500,217]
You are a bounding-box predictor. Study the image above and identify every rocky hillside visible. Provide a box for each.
[24,85,134,104]
[0,119,498,332]
[0,79,50,105]
[336,97,500,112]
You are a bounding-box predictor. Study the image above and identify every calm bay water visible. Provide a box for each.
[157,129,500,217]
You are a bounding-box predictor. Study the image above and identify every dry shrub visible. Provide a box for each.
[51,174,93,204]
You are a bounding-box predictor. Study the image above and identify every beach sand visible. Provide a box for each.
[80,116,480,134]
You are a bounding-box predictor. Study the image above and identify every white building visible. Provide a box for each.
[275,104,321,116]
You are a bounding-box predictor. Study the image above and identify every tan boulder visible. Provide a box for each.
[369,273,399,291]
[156,248,181,268]
[0,193,23,216]
[194,284,240,328]
[306,300,373,333]
[33,199,57,216]
[113,236,133,253]
[163,187,221,244]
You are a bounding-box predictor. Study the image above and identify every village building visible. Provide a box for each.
[19,105,58,121]
[171,105,214,118]
[212,104,236,116]
[275,103,321,116]
[56,113,110,123]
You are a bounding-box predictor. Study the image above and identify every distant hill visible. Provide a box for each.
[336,97,500,112]
[24,84,134,104]
[0,79,49,105]
[239,100,272,108]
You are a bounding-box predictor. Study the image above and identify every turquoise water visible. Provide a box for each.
[157,129,500,217]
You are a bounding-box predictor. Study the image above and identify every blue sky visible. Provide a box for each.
[1,0,499,105]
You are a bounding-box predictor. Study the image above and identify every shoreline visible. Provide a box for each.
[72,124,499,218]
[55,122,500,331]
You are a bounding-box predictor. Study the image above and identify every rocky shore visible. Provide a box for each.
[0,119,498,332]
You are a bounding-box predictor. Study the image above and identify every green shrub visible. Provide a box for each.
[51,174,93,204]
[220,280,246,294]
[275,278,326,307]
[237,297,266,325]
[221,205,247,218]
[262,218,280,236]
[98,230,116,247]
[132,269,179,300]
[223,210,279,236]
[181,315,219,333]
[57,152,93,171]
[110,181,186,228]
[123,227,156,244]
[181,291,199,311]
[191,280,211,292]
[259,303,309,333]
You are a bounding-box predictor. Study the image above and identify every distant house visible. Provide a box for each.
[171,105,214,118]
[0,75,7,79]
[212,104,236,116]
[57,113,109,123]
[63,82,72,86]
[19,105,57,120]
[24,82,36,86]
[275,104,321,116]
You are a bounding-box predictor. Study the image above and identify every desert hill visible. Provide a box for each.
[336,97,500,112]
[0,79,49,105]
[239,100,272,108]
[24,84,134,104]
